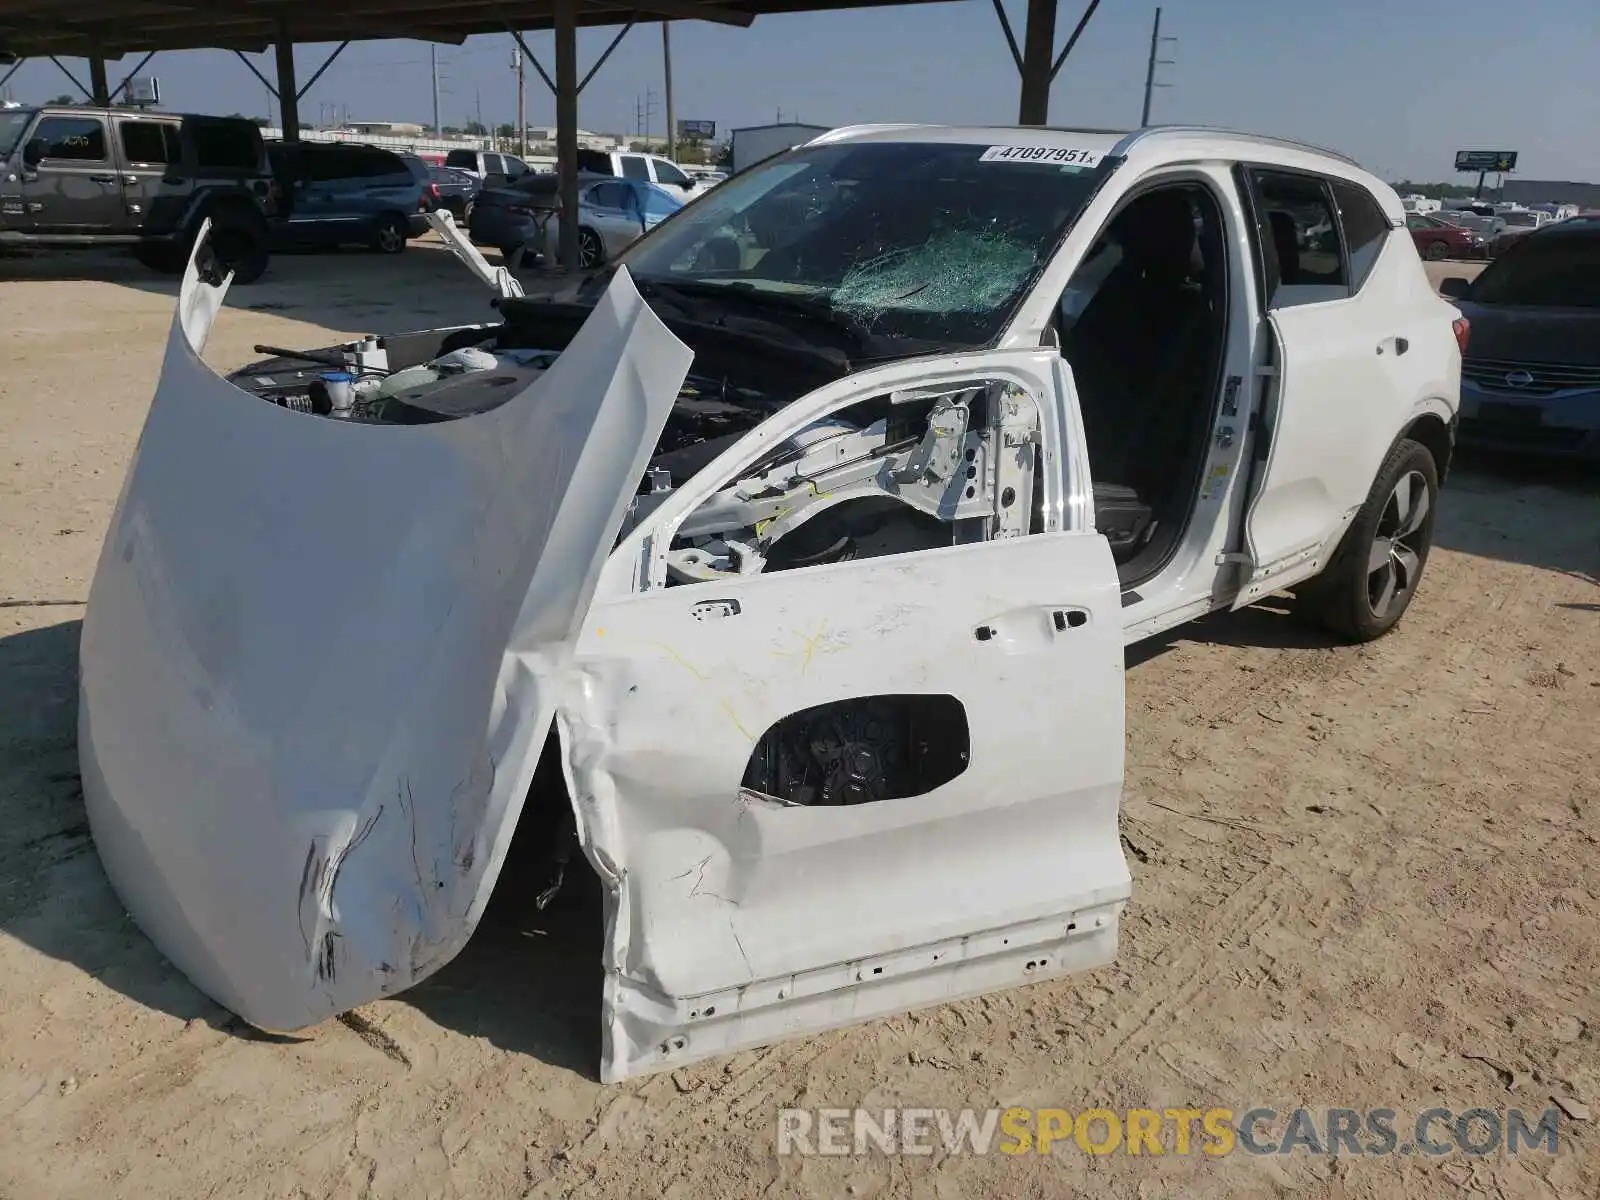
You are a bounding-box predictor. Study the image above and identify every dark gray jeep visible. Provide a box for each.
[0,106,274,283]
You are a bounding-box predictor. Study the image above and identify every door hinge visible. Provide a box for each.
[1215,551,1251,565]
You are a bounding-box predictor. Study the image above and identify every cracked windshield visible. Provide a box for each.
[617,140,1105,349]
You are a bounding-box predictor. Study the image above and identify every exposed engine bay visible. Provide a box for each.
[226,301,1045,593]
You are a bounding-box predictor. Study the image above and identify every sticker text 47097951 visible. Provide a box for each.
[980,146,1104,167]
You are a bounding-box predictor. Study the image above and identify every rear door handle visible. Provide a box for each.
[89,173,117,184]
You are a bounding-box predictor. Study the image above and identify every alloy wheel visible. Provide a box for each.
[1366,469,1430,619]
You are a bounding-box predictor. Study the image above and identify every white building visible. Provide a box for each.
[730,122,831,173]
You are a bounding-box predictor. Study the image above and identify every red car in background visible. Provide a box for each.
[1406,213,1486,260]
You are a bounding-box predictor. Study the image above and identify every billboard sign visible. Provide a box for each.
[1455,150,1517,173]
[678,119,716,139]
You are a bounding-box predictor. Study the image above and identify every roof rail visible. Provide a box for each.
[1113,125,1362,168]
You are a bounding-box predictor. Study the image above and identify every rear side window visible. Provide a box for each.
[119,121,180,165]
[619,155,650,180]
[1470,234,1600,308]
[31,116,107,161]
[190,119,260,171]
[353,149,407,179]
[1330,179,1391,291]
[653,159,689,187]
[1248,169,1347,307]
[445,149,477,169]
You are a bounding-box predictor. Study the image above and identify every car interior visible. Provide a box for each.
[1055,184,1230,588]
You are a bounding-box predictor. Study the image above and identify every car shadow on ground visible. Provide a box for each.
[1434,454,1600,581]
[0,614,607,1075]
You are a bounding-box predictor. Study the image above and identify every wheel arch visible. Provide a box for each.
[1402,408,1456,484]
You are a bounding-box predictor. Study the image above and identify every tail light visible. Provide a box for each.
[429,182,441,198]
[1452,317,1470,355]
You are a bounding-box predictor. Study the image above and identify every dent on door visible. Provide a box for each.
[79,224,693,1032]
[560,354,1130,1081]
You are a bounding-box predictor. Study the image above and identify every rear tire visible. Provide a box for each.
[206,214,270,285]
[1425,240,1450,261]
[1299,438,1439,643]
[373,213,408,254]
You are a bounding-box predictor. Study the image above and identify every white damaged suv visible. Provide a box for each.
[79,124,1464,1082]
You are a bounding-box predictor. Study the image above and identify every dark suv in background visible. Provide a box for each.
[0,105,274,282]
[266,140,431,254]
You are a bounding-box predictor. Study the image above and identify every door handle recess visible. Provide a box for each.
[691,598,741,621]
[1377,336,1410,356]
[89,173,117,184]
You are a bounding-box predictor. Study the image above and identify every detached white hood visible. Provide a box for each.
[79,229,691,1030]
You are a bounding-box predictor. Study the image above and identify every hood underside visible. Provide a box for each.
[78,223,693,1030]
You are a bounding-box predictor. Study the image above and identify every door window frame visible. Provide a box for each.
[1238,164,1358,311]
[28,114,111,164]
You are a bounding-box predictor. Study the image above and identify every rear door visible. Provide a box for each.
[112,116,188,235]
[23,112,126,233]
[568,350,1130,1080]
[1233,166,1402,606]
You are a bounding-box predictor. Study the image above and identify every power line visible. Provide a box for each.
[1140,7,1177,127]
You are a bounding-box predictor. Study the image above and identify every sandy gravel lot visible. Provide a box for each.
[1,245,1596,1199]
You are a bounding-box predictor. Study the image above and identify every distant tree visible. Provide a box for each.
[464,121,487,136]
[49,93,77,105]
[495,122,515,139]
[442,125,463,135]
[252,116,271,127]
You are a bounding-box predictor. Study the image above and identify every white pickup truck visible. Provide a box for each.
[576,148,712,201]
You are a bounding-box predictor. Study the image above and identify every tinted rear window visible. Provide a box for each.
[189,118,261,171]
[1470,234,1600,308]
[445,150,477,169]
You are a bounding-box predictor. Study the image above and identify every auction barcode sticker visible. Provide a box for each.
[980,145,1104,167]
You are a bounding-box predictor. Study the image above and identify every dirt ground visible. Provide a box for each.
[1,243,1596,1200]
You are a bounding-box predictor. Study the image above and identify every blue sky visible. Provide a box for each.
[3,0,1596,182]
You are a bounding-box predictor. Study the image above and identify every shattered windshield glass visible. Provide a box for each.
[616,141,1106,348]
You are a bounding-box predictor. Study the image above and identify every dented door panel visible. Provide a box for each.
[562,355,1127,1082]
[565,533,1128,1081]
[79,235,692,1031]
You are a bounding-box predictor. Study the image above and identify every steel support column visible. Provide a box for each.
[554,0,580,270]
[88,53,109,105]
[1016,0,1056,126]
[274,19,300,141]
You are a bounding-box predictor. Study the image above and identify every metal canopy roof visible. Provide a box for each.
[0,0,937,58]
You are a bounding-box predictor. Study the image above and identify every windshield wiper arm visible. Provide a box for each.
[637,278,877,353]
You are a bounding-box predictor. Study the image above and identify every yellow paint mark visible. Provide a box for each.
[655,642,711,682]
[771,621,842,674]
[717,700,754,740]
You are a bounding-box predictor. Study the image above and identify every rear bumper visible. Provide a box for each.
[1457,381,1600,459]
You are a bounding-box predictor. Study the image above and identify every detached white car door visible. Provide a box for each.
[565,351,1130,1081]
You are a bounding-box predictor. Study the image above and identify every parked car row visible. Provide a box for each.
[468,170,683,267]
[0,104,500,278]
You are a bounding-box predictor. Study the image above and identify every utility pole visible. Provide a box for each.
[662,22,675,161]
[512,38,526,154]
[431,44,441,135]
[1140,7,1176,127]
